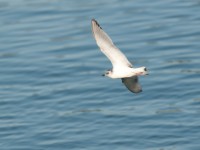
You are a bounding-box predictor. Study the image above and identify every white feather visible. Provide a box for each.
[91,19,132,68]
[91,19,147,93]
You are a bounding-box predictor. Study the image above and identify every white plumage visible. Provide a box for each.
[91,19,148,93]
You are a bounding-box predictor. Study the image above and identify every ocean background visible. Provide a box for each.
[0,0,200,149]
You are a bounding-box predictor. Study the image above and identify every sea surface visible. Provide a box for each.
[0,0,200,150]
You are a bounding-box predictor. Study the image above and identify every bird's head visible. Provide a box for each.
[133,67,149,76]
[140,66,149,75]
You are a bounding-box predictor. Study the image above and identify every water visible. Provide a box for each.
[0,0,200,149]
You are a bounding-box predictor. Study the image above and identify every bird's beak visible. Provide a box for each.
[102,74,105,76]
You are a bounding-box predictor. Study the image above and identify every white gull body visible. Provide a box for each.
[91,19,148,93]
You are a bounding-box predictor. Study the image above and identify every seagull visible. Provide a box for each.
[91,19,148,93]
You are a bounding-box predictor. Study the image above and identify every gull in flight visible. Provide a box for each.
[91,19,148,93]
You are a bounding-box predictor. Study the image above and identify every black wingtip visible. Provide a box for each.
[91,18,102,29]
[91,18,96,22]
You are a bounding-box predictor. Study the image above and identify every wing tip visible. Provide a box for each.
[91,18,96,22]
[91,18,102,29]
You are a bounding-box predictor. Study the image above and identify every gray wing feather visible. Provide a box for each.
[91,19,132,68]
[122,76,142,93]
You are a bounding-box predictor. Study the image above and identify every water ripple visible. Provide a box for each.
[0,0,200,150]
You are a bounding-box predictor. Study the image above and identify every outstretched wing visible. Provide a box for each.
[122,76,142,93]
[91,19,132,68]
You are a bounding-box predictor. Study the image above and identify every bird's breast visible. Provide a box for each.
[111,67,136,78]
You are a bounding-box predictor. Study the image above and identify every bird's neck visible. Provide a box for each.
[132,67,145,76]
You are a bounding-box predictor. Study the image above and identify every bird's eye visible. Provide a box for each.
[144,68,147,71]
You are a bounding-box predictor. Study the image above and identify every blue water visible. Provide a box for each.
[0,0,200,149]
